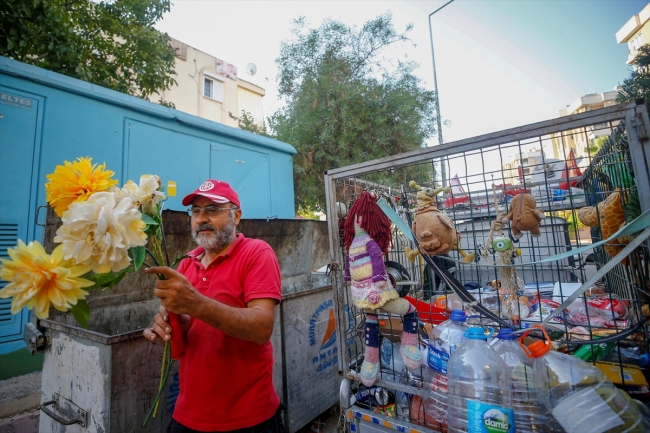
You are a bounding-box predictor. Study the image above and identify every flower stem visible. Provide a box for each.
[143,232,173,427]
[153,340,169,417]
[143,340,173,427]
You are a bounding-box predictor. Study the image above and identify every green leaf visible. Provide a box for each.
[86,270,127,290]
[71,299,90,329]
[141,213,159,226]
[102,270,127,290]
[86,272,118,289]
[131,246,146,271]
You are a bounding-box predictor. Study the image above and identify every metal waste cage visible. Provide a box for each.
[325,101,650,433]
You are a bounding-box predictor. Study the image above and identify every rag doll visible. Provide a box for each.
[344,191,422,386]
[405,180,475,264]
[502,193,545,238]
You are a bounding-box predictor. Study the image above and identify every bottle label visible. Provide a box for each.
[380,339,393,365]
[427,346,449,374]
[428,328,465,373]
[467,400,516,433]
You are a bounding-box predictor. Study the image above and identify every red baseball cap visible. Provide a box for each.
[182,179,240,208]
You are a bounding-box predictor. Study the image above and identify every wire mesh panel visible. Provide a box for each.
[326,101,650,432]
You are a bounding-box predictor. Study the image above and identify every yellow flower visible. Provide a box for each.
[45,157,118,217]
[0,241,93,319]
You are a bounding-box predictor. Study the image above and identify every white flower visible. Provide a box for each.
[54,192,147,273]
[120,175,166,214]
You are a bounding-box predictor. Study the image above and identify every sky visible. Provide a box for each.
[155,0,648,145]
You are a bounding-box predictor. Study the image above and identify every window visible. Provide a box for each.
[203,75,224,102]
[203,78,213,98]
[630,33,645,52]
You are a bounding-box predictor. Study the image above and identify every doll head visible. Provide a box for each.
[343,191,392,254]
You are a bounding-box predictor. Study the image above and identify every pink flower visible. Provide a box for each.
[367,290,381,305]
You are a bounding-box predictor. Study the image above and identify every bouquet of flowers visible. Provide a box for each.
[0,156,170,327]
[0,157,176,423]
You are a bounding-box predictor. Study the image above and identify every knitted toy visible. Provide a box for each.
[405,180,475,264]
[344,191,422,386]
[502,193,545,238]
[578,188,627,263]
[482,186,528,322]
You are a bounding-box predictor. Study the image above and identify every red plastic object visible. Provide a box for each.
[404,296,449,324]
[168,312,186,360]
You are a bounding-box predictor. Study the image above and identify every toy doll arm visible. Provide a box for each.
[367,241,388,283]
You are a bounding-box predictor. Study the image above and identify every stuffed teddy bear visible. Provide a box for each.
[502,193,545,238]
[405,180,475,264]
[344,191,422,386]
[578,188,626,262]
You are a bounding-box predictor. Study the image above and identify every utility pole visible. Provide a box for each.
[428,0,454,187]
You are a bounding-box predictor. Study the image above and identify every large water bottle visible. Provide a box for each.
[423,310,467,430]
[521,326,650,433]
[492,328,559,433]
[447,327,515,433]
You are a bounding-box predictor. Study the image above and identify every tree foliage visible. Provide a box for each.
[1,0,176,99]
[269,13,438,210]
[229,110,270,137]
[617,44,650,104]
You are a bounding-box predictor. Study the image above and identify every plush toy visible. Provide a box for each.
[502,193,545,238]
[344,191,422,386]
[578,188,626,263]
[405,180,475,264]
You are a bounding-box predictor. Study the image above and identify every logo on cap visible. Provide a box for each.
[199,181,214,191]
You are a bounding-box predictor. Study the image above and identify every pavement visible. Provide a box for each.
[295,404,341,433]
[0,409,39,433]
[0,371,41,433]
[0,370,340,433]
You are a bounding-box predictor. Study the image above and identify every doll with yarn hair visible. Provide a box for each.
[344,191,422,386]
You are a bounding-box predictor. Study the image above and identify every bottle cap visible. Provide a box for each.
[527,340,551,358]
[466,327,488,340]
[450,309,466,322]
[496,328,517,340]
[518,324,552,359]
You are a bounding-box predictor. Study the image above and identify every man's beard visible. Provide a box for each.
[192,213,235,253]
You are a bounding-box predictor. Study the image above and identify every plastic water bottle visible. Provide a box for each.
[521,326,650,433]
[492,328,560,433]
[423,310,467,430]
[427,310,467,374]
[380,338,405,375]
[447,327,515,433]
[395,367,412,421]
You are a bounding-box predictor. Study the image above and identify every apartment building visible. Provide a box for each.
[501,148,544,185]
[546,89,620,163]
[616,2,650,65]
[150,37,265,128]
[501,90,619,184]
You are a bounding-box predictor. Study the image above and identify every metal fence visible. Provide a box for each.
[325,101,650,432]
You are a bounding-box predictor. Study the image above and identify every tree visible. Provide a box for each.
[269,13,438,210]
[1,0,176,100]
[229,110,270,137]
[617,44,650,104]
[587,135,607,156]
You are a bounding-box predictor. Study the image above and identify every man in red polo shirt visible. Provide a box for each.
[143,179,283,433]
